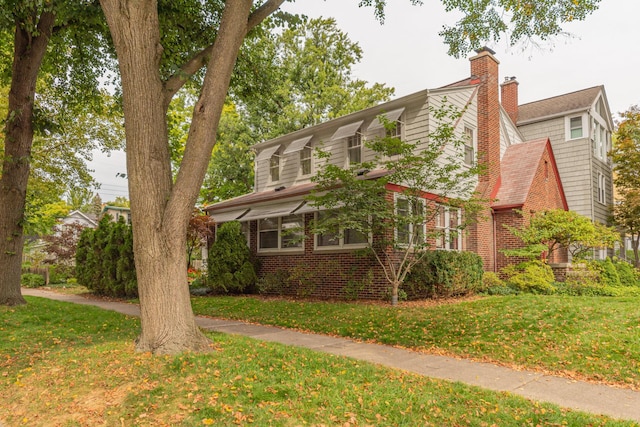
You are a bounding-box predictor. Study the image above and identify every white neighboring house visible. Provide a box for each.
[101,205,132,224]
[61,210,98,229]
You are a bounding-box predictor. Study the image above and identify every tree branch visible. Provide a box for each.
[163,0,286,108]
[247,0,286,32]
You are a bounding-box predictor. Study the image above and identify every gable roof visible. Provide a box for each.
[517,86,603,124]
[492,138,567,210]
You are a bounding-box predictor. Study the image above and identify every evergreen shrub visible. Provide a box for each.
[75,216,137,297]
[207,221,257,294]
[405,250,483,298]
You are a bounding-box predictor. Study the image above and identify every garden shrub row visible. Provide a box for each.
[483,258,640,297]
[76,216,137,297]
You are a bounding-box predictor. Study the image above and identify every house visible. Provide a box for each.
[61,210,98,229]
[101,205,131,224]
[204,48,573,299]
[514,86,615,258]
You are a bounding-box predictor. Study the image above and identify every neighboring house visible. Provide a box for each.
[61,210,98,229]
[204,48,571,299]
[515,86,615,258]
[101,205,132,224]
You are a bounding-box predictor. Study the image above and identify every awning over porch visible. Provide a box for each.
[240,200,305,221]
[210,208,249,223]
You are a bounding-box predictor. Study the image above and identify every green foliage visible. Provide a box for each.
[75,216,137,297]
[506,209,619,260]
[48,264,74,284]
[20,273,46,288]
[593,258,621,287]
[613,259,639,287]
[232,17,394,140]
[435,0,601,58]
[405,251,484,298]
[502,260,556,295]
[481,271,504,292]
[207,221,257,294]
[256,269,291,296]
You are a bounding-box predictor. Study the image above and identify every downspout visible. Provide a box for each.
[492,209,497,272]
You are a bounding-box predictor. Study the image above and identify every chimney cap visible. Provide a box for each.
[474,46,496,55]
[503,76,518,83]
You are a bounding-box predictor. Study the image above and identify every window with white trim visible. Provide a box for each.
[385,118,403,139]
[269,149,281,182]
[300,143,312,176]
[395,195,426,246]
[258,214,304,251]
[597,172,606,205]
[315,211,368,249]
[463,126,475,166]
[435,205,462,250]
[569,116,583,139]
[347,130,363,164]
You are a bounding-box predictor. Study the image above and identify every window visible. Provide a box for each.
[386,119,403,139]
[396,196,426,246]
[315,211,368,249]
[464,126,475,166]
[569,116,583,139]
[597,172,606,204]
[435,205,462,250]
[258,215,304,251]
[269,149,281,182]
[300,143,312,176]
[347,130,362,164]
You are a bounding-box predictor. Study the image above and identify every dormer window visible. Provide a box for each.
[269,148,281,182]
[300,143,312,175]
[347,131,362,164]
[386,119,403,139]
[331,120,365,166]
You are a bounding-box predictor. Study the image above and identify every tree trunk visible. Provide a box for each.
[99,0,254,354]
[0,13,55,306]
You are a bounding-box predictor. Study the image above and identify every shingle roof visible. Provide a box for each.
[517,86,603,124]
[492,138,549,208]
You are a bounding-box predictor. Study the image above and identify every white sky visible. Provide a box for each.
[90,0,640,201]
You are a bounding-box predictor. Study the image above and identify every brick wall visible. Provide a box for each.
[501,78,519,124]
[494,143,569,270]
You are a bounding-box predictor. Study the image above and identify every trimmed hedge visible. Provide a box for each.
[405,251,483,299]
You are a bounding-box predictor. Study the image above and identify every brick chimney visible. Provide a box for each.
[470,47,501,190]
[501,76,519,124]
[468,47,501,272]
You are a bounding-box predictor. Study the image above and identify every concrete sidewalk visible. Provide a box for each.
[22,288,640,424]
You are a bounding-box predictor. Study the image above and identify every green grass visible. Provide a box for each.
[191,294,640,388]
[1,297,636,426]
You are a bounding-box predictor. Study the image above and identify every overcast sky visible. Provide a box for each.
[91,0,640,201]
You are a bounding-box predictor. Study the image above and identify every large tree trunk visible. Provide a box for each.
[0,13,55,306]
[99,0,255,354]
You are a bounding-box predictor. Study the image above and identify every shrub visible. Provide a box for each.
[481,271,503,292]
[75,216,137,297]
[21,273,46,288]
[405,251,484,298]
[613,259,639,287]
[48,264,74,285]
[256,269,292,296]
[502,260,556,295]
[207,221,257,294]
[590,258,621,287]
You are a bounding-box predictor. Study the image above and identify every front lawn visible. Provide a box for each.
[1,297,635,426]
[191,294,640,389]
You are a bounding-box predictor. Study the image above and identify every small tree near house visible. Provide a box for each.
[307,103,485,305]
[187,209,215,269]
[503,209,619,261]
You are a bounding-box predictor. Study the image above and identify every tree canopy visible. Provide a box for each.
[611,105,640,266]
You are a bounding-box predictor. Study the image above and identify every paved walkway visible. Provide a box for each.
[22,288,640,424]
